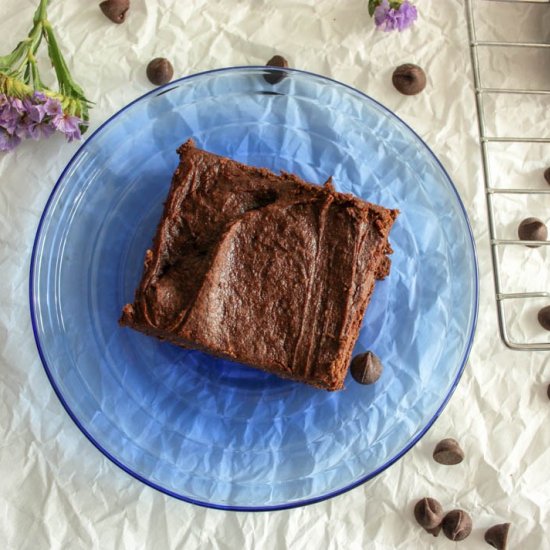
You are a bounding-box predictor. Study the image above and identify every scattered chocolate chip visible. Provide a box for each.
[392,63,427,96]
[99,0,130,24]
[146,58,174,86]
[517,217,548,247]
[538,306,550,331]
[264,55,289,85]
[547,382,550,400]
[544,167,550,186]
[350,351,383,385]
[484,523,511,550]
[442,509,472,541]
[414,498,444,530]
[433,438,465,465]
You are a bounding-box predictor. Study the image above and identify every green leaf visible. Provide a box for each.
[368,0,379,17]
[43,22,91,129]
[23,62,32,85]
[0,40,31,72]
[42,21,89,103]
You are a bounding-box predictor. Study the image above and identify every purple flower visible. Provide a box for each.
[27,121,56,140]
[0,101,20,135]
[9,98,35,139]
[398,1,418,28]
[14,116,52,141]
[0,91,84,152]
[0,95,8,121]
[14,119,32,139]
[32,90,47,102]
[0,128,21,151]
[30,104,46,122]
[23,97,46,122]
[9,97,25,114]
[374,0,417,32]
[44,97,63,117]
[51,111,83,142]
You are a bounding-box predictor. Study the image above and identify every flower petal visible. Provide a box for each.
[0,128,21,152]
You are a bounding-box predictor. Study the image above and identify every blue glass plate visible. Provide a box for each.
[30,67,478,510]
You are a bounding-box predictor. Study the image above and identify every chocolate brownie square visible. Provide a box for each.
[120,140,397,390]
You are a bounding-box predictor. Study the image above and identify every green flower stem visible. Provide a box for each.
[1,0,47,74]
[28,53,45,90]
[19,23,43,83]
[34,0,50,24]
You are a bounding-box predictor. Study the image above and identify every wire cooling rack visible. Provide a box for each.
[466,0,550,350]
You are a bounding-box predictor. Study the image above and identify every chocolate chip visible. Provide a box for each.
[414,498,444,530]
[99,0,130,24]
[544,167,550,186]
[433,438,465,465]
[484,523,511,550]
[146,58,174,86]
[547,383,550,400]
[392,64,427,96]
[538,306,550,331]
[264,55,289,85]
[442,509,472,541]
[350,351,383,384]
[518,217,547,247]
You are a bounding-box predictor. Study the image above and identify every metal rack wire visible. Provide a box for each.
[466,0,550,350]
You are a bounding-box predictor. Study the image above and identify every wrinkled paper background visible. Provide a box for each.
[1,0,549,548]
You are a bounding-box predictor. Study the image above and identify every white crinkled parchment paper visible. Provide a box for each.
[1,0,549,548]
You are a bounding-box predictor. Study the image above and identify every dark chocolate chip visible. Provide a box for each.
[414,497,444,530]
[99,0,130,24]
[538,306,550,331]
[433,438,465,465]
[517,217,547,247]
[547,382,550,400]
[484,523,511,550]
[442,509,472,541]
[350,351,383,385]
[544,167,550,186]
[264,55,289,85]
[146,58,174,86]
[392,64,427,96]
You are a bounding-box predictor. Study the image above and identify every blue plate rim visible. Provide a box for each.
[29,65,479,512]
